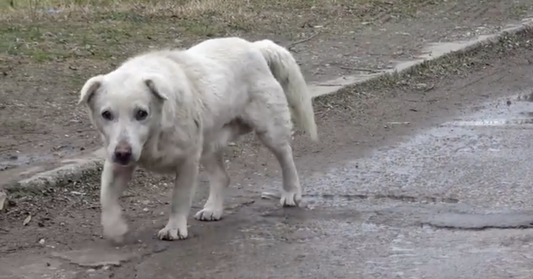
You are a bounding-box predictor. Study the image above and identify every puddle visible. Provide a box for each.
[0,153,57,171]
[445,118,533,127]
[443,91,533,128]
[51,248,138,267]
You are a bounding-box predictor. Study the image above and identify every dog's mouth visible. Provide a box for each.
[112,161,135,167]
[109,152,137,168]
[110,161,136,176]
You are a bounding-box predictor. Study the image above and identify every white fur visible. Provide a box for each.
[78,37,318,242]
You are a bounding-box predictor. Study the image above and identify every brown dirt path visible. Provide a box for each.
[0,0,532,174]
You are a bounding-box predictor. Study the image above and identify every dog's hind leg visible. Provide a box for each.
[195,149,229,221]
[246,83,302,207]
[257,132,302,206]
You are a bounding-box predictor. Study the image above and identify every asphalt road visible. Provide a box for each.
[3,50,533,279]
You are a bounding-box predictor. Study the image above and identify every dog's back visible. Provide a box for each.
[185,37,317,141]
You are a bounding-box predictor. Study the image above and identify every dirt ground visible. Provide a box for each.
[1,0,533,277]
[1,15,532,259]
[0,0,532,172]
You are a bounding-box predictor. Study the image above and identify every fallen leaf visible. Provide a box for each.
[23,214,32,226]
[0,191,6,211]
[261,191,280,200]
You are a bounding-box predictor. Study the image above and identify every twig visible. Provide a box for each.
[286,32,321,51]
[340,66,381,73]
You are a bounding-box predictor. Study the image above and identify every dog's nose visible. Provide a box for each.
[113,142,132,165]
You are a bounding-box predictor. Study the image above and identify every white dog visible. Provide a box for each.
[78,37,318,242]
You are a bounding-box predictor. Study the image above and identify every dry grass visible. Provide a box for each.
[2,0,273,21]
[0,0,321,62]
[0,0,436,63]
[1,0,428,20]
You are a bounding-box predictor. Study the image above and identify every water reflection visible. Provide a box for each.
[517,91,533,102]
[446,118,533,127]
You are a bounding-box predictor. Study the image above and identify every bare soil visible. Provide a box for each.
[1,1,533,277]
[0,0,532,173]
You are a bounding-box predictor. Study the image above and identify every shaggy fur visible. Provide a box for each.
[78,37,318,242]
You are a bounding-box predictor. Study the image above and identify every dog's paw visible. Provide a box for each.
[280,190,302,207]
[157,224,188,241]
[102,213,129,243]
[194,207,223,221]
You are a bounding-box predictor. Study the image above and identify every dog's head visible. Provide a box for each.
[78,72,169,166]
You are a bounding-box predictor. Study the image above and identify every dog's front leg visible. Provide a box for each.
[100,160,135,243]
[158,157,199,241]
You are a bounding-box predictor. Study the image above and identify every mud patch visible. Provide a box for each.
[51,248,138,267]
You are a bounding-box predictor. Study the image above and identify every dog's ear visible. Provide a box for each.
[144,78,169,101]
[78,75,104,106]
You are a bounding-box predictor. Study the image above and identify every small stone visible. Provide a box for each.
[415,83,428,90]
[141,200,150,205]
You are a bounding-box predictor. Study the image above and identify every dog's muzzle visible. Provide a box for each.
[112,141,133,165]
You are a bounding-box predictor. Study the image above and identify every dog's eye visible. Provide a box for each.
[101,110,113,121]
[135,109,148,121]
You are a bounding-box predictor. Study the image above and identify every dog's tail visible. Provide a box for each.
[253,39,318,141]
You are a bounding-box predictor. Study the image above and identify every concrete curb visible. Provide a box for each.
[6,19,533,192]
[6,150,105,192]
[308,18,533,99]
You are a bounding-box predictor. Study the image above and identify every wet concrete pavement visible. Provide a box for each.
[5,86,533,278]
[131,93,533,278]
